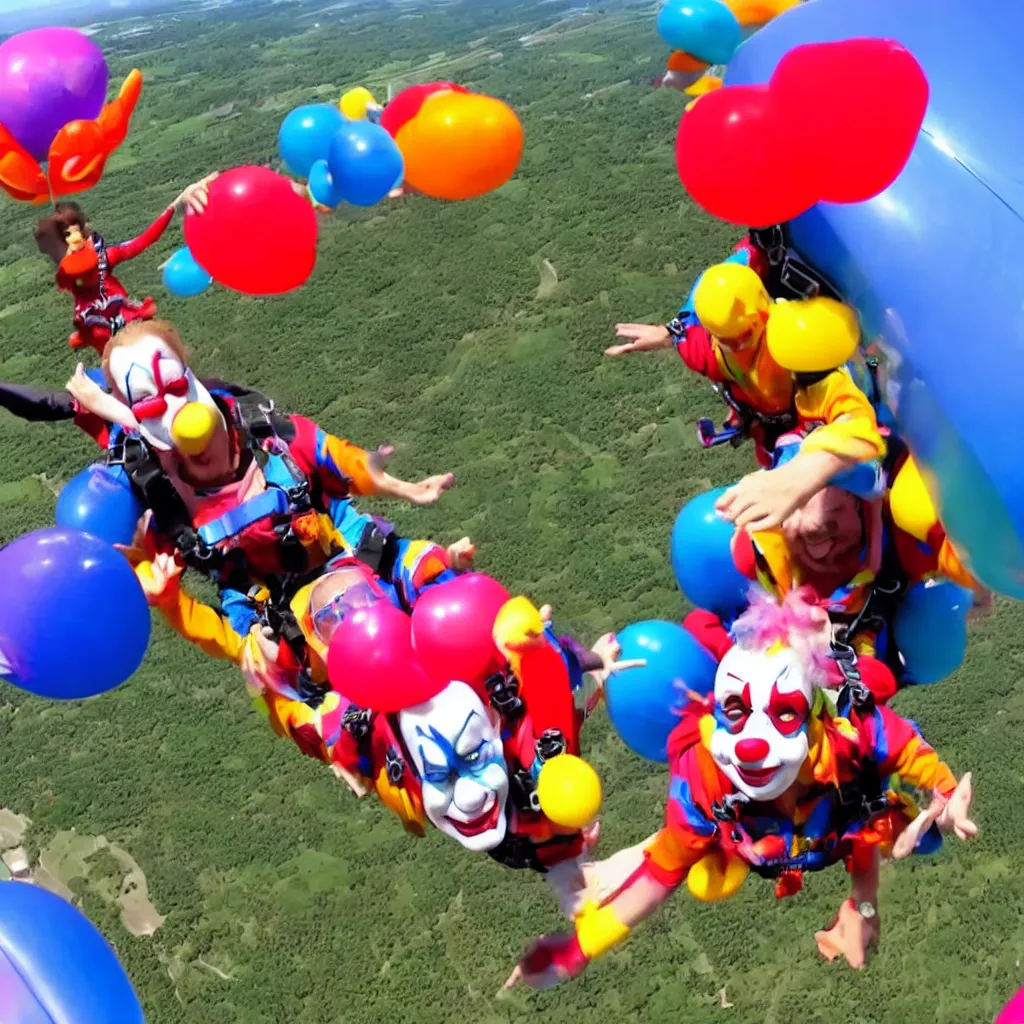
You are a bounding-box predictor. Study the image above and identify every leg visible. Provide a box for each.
[814,846,880,968]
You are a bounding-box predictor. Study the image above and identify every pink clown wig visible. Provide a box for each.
[730,586,833,683]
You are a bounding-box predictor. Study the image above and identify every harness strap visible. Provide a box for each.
[197,488,292,547]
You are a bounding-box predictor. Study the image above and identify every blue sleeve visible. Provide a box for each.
[220,585,258,637]
[772,436,885,500]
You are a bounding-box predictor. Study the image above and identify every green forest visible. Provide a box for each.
[1,1,1023,1021]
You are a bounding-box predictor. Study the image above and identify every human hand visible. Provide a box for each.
[589,632,646,688]
[503,933,588,992]
[174,172,219,216]
[446,536,476,570]
[404,473,454,505]
[114,509,157,567]
[66,362,140,432]
[937,773,978,841]
[135,551,184,604]
[606,323,674,357]
[716,464,810,532]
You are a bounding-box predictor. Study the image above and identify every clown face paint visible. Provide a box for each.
[108,333,223,452]
[709,644,814,802]
[399,681,509,852]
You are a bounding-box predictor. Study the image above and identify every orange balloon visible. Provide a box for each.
[394,91,524,201]
[667,50,710,73]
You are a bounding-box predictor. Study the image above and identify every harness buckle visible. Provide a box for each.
[535,729,566,765]
[486,669,524,720]
[342,707,373,740]
[385,747,404,786]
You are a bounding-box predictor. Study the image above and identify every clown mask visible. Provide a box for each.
[399,681,509,853]
[107,332,224,455]
[709,644,814,802]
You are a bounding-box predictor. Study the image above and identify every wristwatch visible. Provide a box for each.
[856,900,877,920]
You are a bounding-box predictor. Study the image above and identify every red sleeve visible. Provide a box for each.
[734,235,769,281]
[856,655,898,706]
[675,324,725,381]
[108,207,174,265]
[55,270,74,294]
[683,609,733,662]
[73,410,110,448]
[285,414,320,475]
[730,529,757,581]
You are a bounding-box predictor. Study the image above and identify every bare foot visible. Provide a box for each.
[814,900,879,969]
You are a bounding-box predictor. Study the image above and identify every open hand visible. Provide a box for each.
[446,536,476,571]
[175,172,219,216]
[605,323,673,357]
[716,465,809,532]
[589,632,646,688]
[135,551,184,604]
[404,473,454,505]
[66,362,140,432]
[938,773,978,841]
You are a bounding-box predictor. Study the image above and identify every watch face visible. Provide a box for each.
[857,901,877,920]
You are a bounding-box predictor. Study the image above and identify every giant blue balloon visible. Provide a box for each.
[308,158,343,209]
[671,487,750,621]
[893,578,972,686]
[0,882,145,1024]
[163,246,212,298]
[658,0,741,65]
[727,0,1024,598]
[0,528,150,699]
[55,462,145,547]
[278,103,347,179]
[606,620,718,762]
[327,121,404,208]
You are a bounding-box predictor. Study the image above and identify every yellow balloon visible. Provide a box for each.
[492,595,545,654]
[720,0,799,27]
[889,454,940,543]
[686,850,749,902]
[340,86,377,121]
[537,755,603,829]
[764,296,861,373]
[170,401,218,456]
[685,74,724,97]
[692,262,770,341]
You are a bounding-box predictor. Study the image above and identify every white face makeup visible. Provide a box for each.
[709,645,814,802]
[399,681,509,853]
[108,334,223,452]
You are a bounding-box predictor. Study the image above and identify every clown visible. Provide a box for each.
[507,588,976,988]
[607,234,885,531]
[33,175,216,355]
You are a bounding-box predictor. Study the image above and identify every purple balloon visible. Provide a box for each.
[0,28,108,163]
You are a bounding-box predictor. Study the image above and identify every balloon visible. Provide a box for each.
[671,488,749,620]
[326,121,404,207]
[327,601,439,712]
[536,754,602,829]
[727,0,1024,597]
[721,0,798,28]
[888,454,939,544]
[184,166,318,296]
[657,0,742,66]
[278,103,346,179]
[0,28,108,162]
[380,81,465,137]
[411,574,510,687]
[765,295,861,373]
[893,579,972,686]
[308,158,343,209]
[339,86,377,121]
[391,90,524,201]
[606,620,718,762]
[55,463,144,547]
[678,39,926,227]
[997,987,1024,1024]
[687,850,749,902]
[667,50,710,74]
[0,527,150,699]
[162,246,212,298]
[0,882,145,1024]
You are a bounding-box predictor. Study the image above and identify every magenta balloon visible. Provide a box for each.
[0,28,108,162]
[411,574,511,687]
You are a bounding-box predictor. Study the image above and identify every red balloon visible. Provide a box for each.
[380,82,466,138]
[411,574,511,689]
[184,166,317,296]
[326,601,440,713]
[676,86,814,227]
[773,39,928,204]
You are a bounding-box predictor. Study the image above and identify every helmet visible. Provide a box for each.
[692,262,770,341]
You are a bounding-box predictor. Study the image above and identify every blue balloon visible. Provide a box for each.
[278,103,347,179]
[308,158,343,209]
[671,487,750,621]
[726,0,1024,598]
[56,463,145,547]
[162,246,212,298]
[0,882,145,1023]
[327,121,405,208]
[893,579,972,686]
[606,620,718,762]
[0,528,151,699]
[657,0,741,65]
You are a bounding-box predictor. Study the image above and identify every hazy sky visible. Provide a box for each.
[0,0,69,12]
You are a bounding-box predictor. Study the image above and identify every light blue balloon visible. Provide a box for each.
[671,487,750,621]
[893,579,972,686]
[607,620,718,762]
[657,0,741,66]
[278,103,347,179]
[308,158,343,209]
[726,0,1024,599]
[162,247,212,298]
[0,528,151,699]
[55,463,145,547]
[327,121,404,208]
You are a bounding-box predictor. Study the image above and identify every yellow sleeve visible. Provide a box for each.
[153,582,247,663]
[795,367,885,463]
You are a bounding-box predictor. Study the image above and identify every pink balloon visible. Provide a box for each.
[411,574,511,687]
[997,988,1024,1024]
[326,602,440,713]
